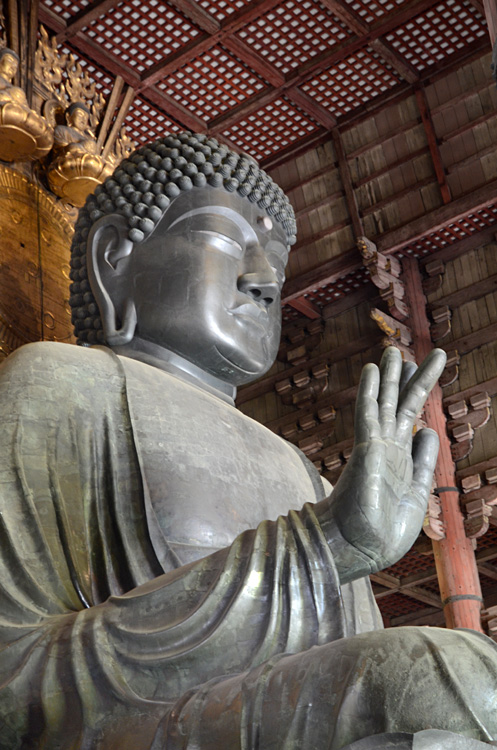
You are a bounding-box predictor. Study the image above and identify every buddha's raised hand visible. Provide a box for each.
[315,346,447,583]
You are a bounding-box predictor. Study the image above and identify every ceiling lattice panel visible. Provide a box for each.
[342,0,412,24]
[301,47,402,116]
[224,97,321,161]
[43,0,89,22]
[385,0,488,71]
[158,45,269,120]
[38,0,491,170]
[196,0,253,21]
[85,1,202,74]
[125,97,182,145]
[398,203,497,258]
[235,0,353,74]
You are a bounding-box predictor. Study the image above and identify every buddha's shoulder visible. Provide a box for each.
[1,342,120,385]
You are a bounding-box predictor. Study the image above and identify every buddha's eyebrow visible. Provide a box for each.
[168,206,256,239]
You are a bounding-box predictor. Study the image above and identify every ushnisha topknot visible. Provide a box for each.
[69,131,297,346]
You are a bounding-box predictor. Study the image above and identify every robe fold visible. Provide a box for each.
[1,342,497,749]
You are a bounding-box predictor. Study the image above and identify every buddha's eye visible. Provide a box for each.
[195,230,244,259]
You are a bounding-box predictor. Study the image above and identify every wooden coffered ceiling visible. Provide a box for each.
[37,0,490,165]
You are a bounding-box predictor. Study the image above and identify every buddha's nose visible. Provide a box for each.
[237,252,279,308]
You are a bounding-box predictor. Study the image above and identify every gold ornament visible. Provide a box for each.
[0,48,53,162]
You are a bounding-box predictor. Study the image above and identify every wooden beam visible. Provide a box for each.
[139,0,283,88]
[370,38,419,84]
[414,85,451,204]
[322,283,376,319]
[419,224,497,267]
[178,0,438,132]
[222,36,284,88]
[55,0,120,42]
[403,256,483,632]
[478,562,497,582]
[444,322,497,358]
[377,178,497,255]
[427,272,497,313]
[287,297,322,319]
[282,217,497,308]
[285,87,337,130]
[167,0,221,34]
[140,86,207,132]
[332,129,363,239]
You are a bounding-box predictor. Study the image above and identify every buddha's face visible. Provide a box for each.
[128,187,289,385]
[68,107,89,131]
[0,53,18,82]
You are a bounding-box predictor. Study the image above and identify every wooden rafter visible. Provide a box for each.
[414,85,451,205]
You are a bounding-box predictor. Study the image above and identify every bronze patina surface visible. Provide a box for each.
[1,133,497,749]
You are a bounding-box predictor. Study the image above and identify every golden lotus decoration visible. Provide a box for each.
[47,149,115,207]
[46,102,116,206]
[0,48,53,162]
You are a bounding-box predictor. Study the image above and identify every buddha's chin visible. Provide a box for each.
[214,340,274,385]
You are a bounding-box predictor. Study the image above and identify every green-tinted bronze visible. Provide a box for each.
[1,133,496,749]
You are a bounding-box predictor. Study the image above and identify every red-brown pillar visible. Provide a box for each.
[402,257,483,632]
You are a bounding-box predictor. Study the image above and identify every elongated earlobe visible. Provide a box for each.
[87,215,137,345]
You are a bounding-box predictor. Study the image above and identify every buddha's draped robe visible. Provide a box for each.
[0,342,496,749]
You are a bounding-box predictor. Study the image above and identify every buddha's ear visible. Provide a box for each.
[87,214,137,346]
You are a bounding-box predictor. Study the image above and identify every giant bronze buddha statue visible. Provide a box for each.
[0,132,496,749]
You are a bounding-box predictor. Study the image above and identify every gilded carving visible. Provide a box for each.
[36,26,135,206]
[0,47,53,162]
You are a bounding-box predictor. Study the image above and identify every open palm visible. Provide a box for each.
[321,347,446,582]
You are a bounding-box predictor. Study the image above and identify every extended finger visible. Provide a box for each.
[354,362,380,444]
[399,359,417,395]
[396,349,447,442]
[378,347,403,438]
[411,428,439,502]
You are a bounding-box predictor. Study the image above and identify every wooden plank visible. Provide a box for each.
[445,322,497,358]
[354,146,428,188]
[415,85,451,204]
[428,272,497,312]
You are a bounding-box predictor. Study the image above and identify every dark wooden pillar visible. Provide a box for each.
[403,256,483,632]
